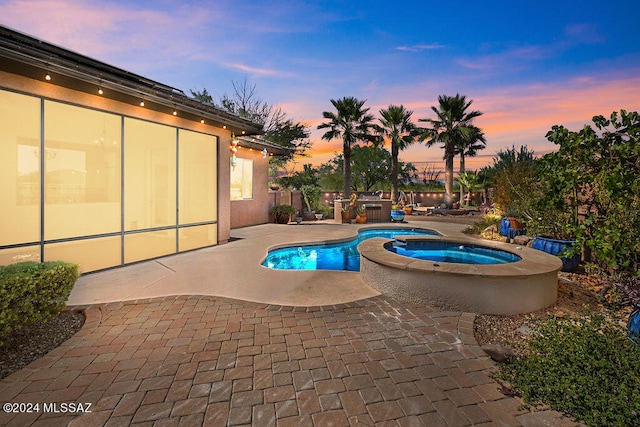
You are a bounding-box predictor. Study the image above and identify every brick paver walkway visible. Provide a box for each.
[0,295,578,426]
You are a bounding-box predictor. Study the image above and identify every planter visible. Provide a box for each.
[509,217,524,229]
[315,213,323,221]
[355,213,367,224]
[403,207,413,215]
[531,236,580,272]
[275,215,290,224]
[269,184,280,191]
[302,211,316,221]
[341,210,351,223]
[295,217,303,225]
[391,209,405,222]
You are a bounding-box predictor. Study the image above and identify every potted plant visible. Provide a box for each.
[301,185,322,221]
[506,208,524,229]
[341,204,351,223]
[391,204,405,222]
[268,204,296,224]
[355,204,367,224]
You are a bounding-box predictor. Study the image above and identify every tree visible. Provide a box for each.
[455,125,486,204]
[489,145,537,217]
[191,79,311,170]
[264,120,311,170]
[378,105,423,203]
[541,110,640,272]
[318,146,415,192]
[420,94,483,208]
[318,97,378,199]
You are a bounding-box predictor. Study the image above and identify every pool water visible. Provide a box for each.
[388,241,520,264]
[263,228,438,271]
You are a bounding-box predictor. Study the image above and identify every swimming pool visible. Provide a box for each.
[388,241,521,264]
[262,228,438,271]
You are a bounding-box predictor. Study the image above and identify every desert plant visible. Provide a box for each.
[268,204,296,223]
[498,312,640,426]
[300,185,322,212]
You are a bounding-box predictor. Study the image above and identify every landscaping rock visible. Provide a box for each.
[513,235,533,246]
[481,344,515,363]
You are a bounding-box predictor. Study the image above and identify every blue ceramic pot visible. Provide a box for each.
[532,236,580,272]
[391,210,405,222]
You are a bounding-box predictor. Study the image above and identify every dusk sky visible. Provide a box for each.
[2,0,639,173]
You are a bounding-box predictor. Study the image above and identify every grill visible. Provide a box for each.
[359,194,382,223]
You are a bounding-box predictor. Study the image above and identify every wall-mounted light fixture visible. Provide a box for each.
[230,134,238,168]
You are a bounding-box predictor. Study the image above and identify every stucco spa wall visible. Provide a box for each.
[358,237,562,315]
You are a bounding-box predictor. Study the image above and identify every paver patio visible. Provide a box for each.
[0,222,581,426]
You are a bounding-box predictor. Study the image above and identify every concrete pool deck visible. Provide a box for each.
[0,220,580,426]
[67,221,470,307]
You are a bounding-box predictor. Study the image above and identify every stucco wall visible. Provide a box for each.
[229,148,272,229]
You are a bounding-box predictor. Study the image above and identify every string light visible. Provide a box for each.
[98,87,104,95]
[45,72,51,81]
[140,99,145,107]
[200,119,205,124]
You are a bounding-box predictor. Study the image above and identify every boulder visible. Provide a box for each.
[513,235,533,246]
[481,344,515,363]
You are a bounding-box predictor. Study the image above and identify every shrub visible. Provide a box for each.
[498,313,640,426]
[0,261,79,346]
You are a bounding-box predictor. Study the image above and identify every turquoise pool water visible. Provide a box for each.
[262,228,438,271]
[388,241,521,264]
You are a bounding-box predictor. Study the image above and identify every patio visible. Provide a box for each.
[0,221,579,426]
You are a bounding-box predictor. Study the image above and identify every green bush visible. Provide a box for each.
[0,261,79,346]
[498,313,640,426]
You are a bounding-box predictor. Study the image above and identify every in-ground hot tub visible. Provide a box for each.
[358,235,563,315]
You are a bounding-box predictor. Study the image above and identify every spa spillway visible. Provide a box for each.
[358,235,563,315]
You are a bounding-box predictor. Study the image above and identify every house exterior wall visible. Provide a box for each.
[0,71,235,272]
[230,147,271,228]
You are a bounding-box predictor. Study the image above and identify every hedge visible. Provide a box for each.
[0,261,79,346]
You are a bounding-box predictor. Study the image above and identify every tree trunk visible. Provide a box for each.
[391,143,399,203]
[444,152,454,208]
[459,154,465,206]
[343,144,351,200]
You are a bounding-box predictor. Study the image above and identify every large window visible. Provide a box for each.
[0,88,220,273]
[44,101,122,240]
[230,158,253,200]
[0,91,40,248]
[179,129,217,224]
[124,118,176,231]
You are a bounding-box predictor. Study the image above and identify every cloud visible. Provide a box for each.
[395,43,446,52]
[225,63,293,78]
[456,44,556,70]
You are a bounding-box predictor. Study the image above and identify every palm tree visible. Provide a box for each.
[378,104,422,203]
[456,124,486,204]
[318,97,377,199]
[457,171,479,206]
[420,94,483,208]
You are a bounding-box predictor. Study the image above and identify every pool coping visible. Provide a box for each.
[358,234,563,278]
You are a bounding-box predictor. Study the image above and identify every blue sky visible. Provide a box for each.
[2,0,639,172]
